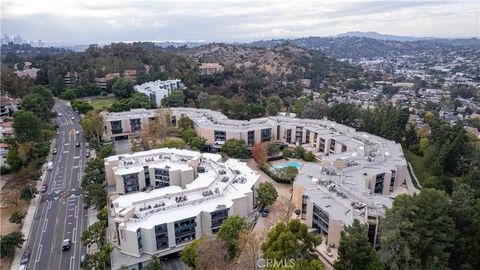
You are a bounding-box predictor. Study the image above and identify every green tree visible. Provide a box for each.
[6,149,24,171]
[97,145,115,159]
[221,139,250,159]
[256,182,278,208]
[83,183,107,209]
[130,140,142,153]
[112,77,135,98]
[275,166,298,183]
[71,99,94,114]
[217,215,249,260]
[449,184,480,269]
[190,136,207,151]
[13,111,42,143]
[178,116,194,131]
[423,176,452,194]
[0,231,25,258]
[9,211,26,224]
[197,92,211,109]
[301,101,328,119]
[96,206,109,222]
[180,128,197,144]
[83,244,113,270]
[21,85,54,121]
[266,96,282,116]
[379,189,454,270]
[266,142,280,156]
[334,219,383,270]
[20,186,37,201]
[81,221,106,247]
[162,90,185,107]
[61,87,78,101]
[303,151,316,162]
[292,96,310,116]
[80,111,104,144]
[144,255,164,270]
[262,219,321,261]
[180,238,204,269]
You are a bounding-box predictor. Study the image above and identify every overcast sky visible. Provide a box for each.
[1,0,479,43]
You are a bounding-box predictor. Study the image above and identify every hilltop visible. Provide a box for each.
[173,43,361,84]
[249,36,480,60]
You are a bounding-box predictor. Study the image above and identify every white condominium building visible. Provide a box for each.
[134,79,184,107]
[105,148,260,269]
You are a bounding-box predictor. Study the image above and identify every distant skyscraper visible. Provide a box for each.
[13,35,23,44]
[2,34,10,44]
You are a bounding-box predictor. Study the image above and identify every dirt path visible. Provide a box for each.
[0,171,36,270]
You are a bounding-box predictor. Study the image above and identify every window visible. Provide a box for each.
[111,121,123,134]
[247,131,255,147]
[175,217,196,244]
[295,126,303,143]
[154,168,170,188]
[301,195,308,215]
[319,138,325,152]
[211,209,229,233]
[312,204,329,235]
[214,130,226,142]
[144,166,150,187]
[305,130,310,143]
[130,118,141,132]
[123,173,139,193]
[374,173,385,193]
[329,139,336,151]
[136,228,143,252]
[389,170,396,192]
[261,128,272,142]
[341,144,347,152]
[155,224,169,250]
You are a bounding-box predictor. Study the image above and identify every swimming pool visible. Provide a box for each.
[272,161,302,170]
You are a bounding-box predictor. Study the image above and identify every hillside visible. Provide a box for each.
[175,43,361,84]
[249,36,480,60]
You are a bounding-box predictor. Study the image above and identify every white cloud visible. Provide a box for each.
[1,0,478,42]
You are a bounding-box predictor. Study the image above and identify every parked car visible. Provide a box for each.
[57,113,62,117]
[20,250,31,265]
[75,142,80,147]
[85,151,90,158]
[40,184,48,193]
[56,130,59,135]
[75,130,80,135]
[71,116,75,121]
[52,148,57,154]
[80,255,86,267]
[62,239,71,251]
[19,264,28,270]
[261,208,270,218]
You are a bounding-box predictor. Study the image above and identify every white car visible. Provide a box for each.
[75,130,80,135]
[71,116,75,121]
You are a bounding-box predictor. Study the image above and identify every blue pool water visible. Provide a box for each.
[272,162,302,170]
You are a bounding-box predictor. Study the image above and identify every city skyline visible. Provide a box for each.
[1,0,479,44]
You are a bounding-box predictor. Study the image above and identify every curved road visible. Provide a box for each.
[27,100,88,270]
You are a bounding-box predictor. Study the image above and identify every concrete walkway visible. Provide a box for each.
[10,168,47,270]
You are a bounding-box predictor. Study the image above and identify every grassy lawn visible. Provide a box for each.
[90,96,119,110]
[405,150,433,185]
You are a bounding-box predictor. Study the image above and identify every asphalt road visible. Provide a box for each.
[27,100,88,270]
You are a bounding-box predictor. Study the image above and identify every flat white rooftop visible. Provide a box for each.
[110,149,259,231]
